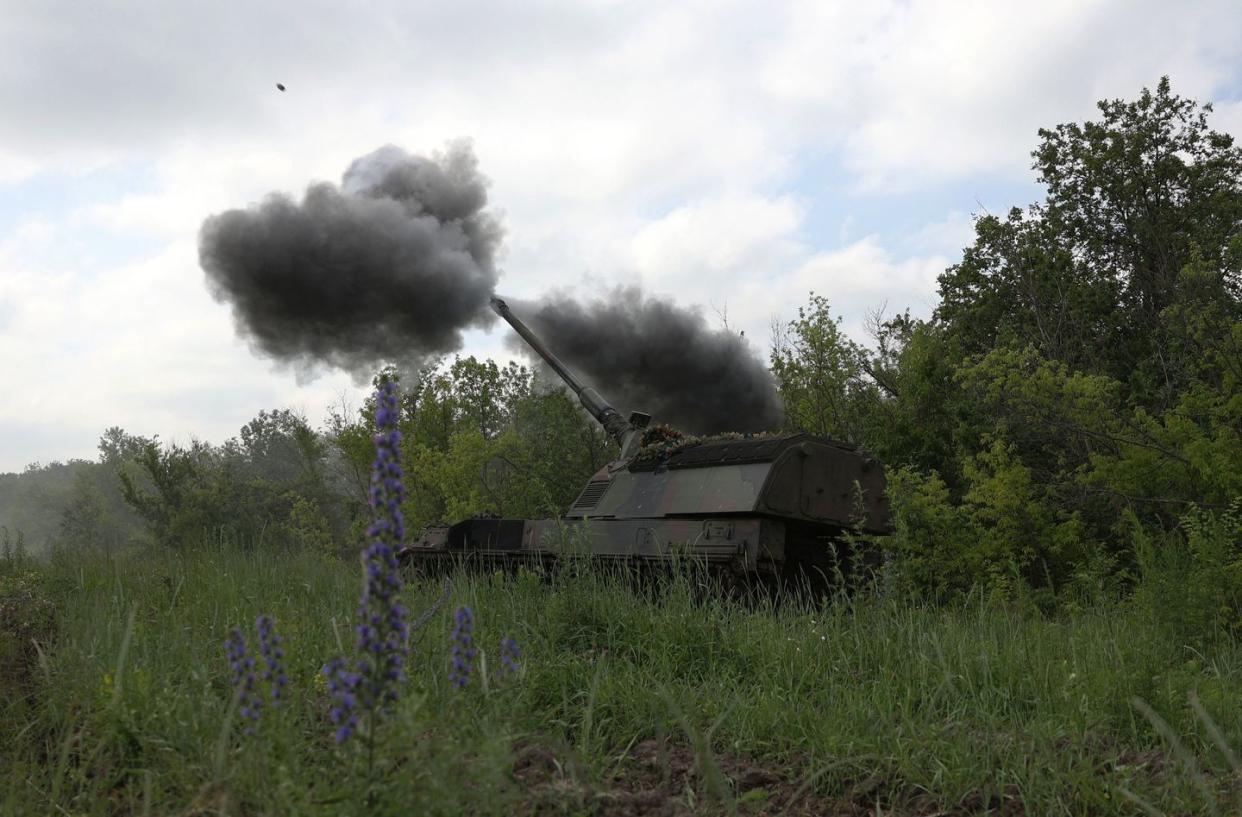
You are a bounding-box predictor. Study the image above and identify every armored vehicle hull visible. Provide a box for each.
[400,298,892,585]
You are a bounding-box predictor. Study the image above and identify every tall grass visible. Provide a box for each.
[2,542,1240,815]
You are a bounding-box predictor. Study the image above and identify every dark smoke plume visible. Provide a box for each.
[513,288,783,435]
[200,144,781,434]
[199,142,501,375]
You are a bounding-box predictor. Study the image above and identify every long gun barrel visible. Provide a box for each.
[490,296,646,456]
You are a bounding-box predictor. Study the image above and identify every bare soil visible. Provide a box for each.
[511,739,1026,816]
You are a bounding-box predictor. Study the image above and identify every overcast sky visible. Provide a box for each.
[2,0,1240,473]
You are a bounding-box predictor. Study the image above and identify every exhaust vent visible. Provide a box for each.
[571,479,611,511]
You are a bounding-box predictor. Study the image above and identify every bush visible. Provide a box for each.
[0,561,56,700]
[883,467,979,598]
[1132,500,1242,644]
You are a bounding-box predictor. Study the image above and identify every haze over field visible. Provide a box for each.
[2,0,1242,471]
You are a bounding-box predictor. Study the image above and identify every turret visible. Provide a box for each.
[489,297,650,458]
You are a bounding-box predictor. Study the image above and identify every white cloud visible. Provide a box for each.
[761,0,1242,189]
[626,196,950,346]
[0,232,369,468]
[631,194,804,288]
[0,148,38,186]
[902,210,977,258]
[753,236,949,342]
[1212,100,1242,142]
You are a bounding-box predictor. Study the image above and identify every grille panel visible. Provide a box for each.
[571,479,611,510]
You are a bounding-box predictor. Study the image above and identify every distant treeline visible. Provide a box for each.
[2,79,1239,618]
[1,358,612,559]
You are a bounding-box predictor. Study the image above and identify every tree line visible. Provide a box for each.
[3,356,612,558]
[773,78,1240,621]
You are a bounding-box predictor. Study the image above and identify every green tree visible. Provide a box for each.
[780,80,1242,596]
[234,409,322,483]
[58,473,112,554]
[328,358,609,537]
[447,357,531,440]
[770,294,874,442]
[938,77,1242,406]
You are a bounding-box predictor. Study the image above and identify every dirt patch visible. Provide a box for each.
[511,739,1024,816]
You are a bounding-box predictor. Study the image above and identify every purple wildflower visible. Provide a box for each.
[449,606,477,689]
[323,657,361,743]
[325,380,409,743]
[224,628,262,732]
[256,615,287,705]
[498,636,521,679]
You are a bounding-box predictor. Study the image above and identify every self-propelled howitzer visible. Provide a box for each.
[401,297,893,586]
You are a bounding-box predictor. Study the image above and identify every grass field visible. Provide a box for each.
[2,543,1240,816]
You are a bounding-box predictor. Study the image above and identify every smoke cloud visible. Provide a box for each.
[513,289,783,434]
[201,144,782,434]
[199,142,501,375]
